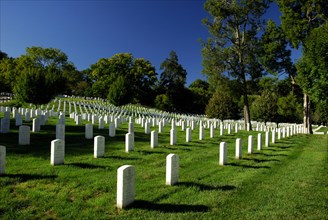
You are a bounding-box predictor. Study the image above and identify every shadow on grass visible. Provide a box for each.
[1,173,57,182]
[227,162,270,169]
[104,155,139,160]
[242,157,280,163]
[129,200,209,213]
[177,181,236,191]
[66,162,109,169]
[137,150,166,155]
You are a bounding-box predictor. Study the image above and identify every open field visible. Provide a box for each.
[0,111,327,219]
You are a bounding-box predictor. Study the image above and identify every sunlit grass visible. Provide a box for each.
[0,114,327,219]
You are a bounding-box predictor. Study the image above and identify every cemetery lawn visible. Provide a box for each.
[0,116,327,219]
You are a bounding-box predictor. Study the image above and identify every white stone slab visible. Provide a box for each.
[235,138,242,159]
[50,139,65,165]
[166,154,179,186]
[56,124,65,140]
[109,123,116,137]
[186,127,191,142]
[19,125,30,145]
[117,165,135,209]
[32,118,40,132]
[150,130,158,149]
[94,135,105,158]
[125,133,134,152]
[257,133,262,150]
[0,145,5,174]
[170,129,176,145]
[248,135,253,154]
[85,123,93,139]
[219,142,227,165]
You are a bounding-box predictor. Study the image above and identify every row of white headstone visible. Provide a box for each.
[117,153,179,209]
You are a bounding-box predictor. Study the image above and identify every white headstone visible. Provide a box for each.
[85,123,93,139]
[15,114,22,126]
[94,135,105,158]
[199,123,204,140]
[158,121,163,133]
[170,129,176,145]
[128,122,134,133]
[0,145,5,174]
[117,165,135,209]
[25,111,31,122]
[257,133,262,150]
[144,122,150,134]
[265,131,270,147]
[186,127,191,142]
[220,124,224,136]
[19,125,30,145]
[125,133,134,152]
[32,118,40,132]
[166,154,179,186]
[248,135,253,154]
[0,118,10,133]
[109,123,116,137]
[210,124,214,138]
[75,115,81,125]
[56,124,65,140]
[272,130,276,144]
[219,142,227,165]
[50,139,65,165]
[150,130,158,149]
[98,117,104,129]
[228,124,231,134]
[277,128,281,140]
[235,138,242,159]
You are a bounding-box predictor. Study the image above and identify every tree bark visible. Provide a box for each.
[303,93,312,134]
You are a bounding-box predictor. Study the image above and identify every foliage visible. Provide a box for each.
[313,101,328,125]
[154,94,173,111]
[296,22,328,103]
[205,89,238,120]
[89,53,157,105]
[189,79,211,114]
[0,57,17,92]
[107,75,130,106]
[202,0,271,129]
[277,92,303,123]
[251,90,278,124]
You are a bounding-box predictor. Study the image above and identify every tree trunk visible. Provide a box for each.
[303,93,312,134]
[243,93,252,131]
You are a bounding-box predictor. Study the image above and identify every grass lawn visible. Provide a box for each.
[0,114,327,219]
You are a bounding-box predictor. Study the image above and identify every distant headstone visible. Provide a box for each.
[150,130,158,149]
[15,114,22,126]
[277,128,281,140]
[144,122,150,134]
[51,139,65,165]
[19,125,30,145]
[56,124,65,140]
[109,123,116,137]
[219,142,227,165]
[235,138,242,159]
[199,123,204,140]
[220,124,224,136]
[166,154,179,185]
[125,133,134,152]
[0,118,10,133]
[210,124,214,138]
[117,165,135,209]
[228,124,231,134]
[75,115,81,125]
[128,122,134,133]
[257,133,262,150]
[32,118,40,132]
[186,127,191,142]
[25,111,31,122]
[85,123,93,139]
[248,135,253,154]
[158,121,163,133]
[0,145,5,174]
[170,129,176,145]
[98,117,104,129]
[265,131,270,147]
[272,130,276,144]
[94,135,105,158]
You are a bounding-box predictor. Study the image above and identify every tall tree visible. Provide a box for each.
[277,0,327,133]
[158,51,187,112]
[202,0,270,130]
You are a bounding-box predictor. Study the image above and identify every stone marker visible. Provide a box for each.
[109,123,116,137]
[272,129,276,144]
[125,133,134,152]
[98,117,104,129]
[170,129,176,145]
[117,165,135,209]
[220,124,224,136]
[277,128,281,140]
[219,142,227,165]
[85,123,93,139]
[199,123,204,140]
[56,124,65,140]
[50,139,65,165]
[94,135,105,158]
[166,154,179,185]
[265,131,269,147]
[235,138,242,159]
[128,122,134,133]
[150,130,158,149]
[19,125,30,145]
[257,133,262,150]
[145,122,150,134]
[186,127,191,142]
[0,145,5,174]
[248,135,253,154]
[32,118,40,132]
[228,124,231,134]
[25,111,31,122]
[15,114,22,126]
[158,121,163,133]
[0,118,10,133]
[210,124,214,138]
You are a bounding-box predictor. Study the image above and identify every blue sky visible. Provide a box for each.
[1,0,300,85]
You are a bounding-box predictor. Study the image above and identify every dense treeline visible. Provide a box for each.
[0,0,327,127]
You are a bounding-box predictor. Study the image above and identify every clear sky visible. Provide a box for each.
[0,0,299,85]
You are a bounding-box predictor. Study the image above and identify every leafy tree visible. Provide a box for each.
[277,0,328,133]
[202,0,271,130]
[154,94,173,111]
[313,101,328,125]
[0,51,8,60]
[158,51,187,112]
[189,79,211,114]
[89,53,157,105]
[206,89,239,121]
[277,92,302,123]
[0,57,17,92]
[251,90,278,124]
[13,47,71,104]
[107,75,130,106]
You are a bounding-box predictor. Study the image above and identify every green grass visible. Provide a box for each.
[0,115,327,219]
